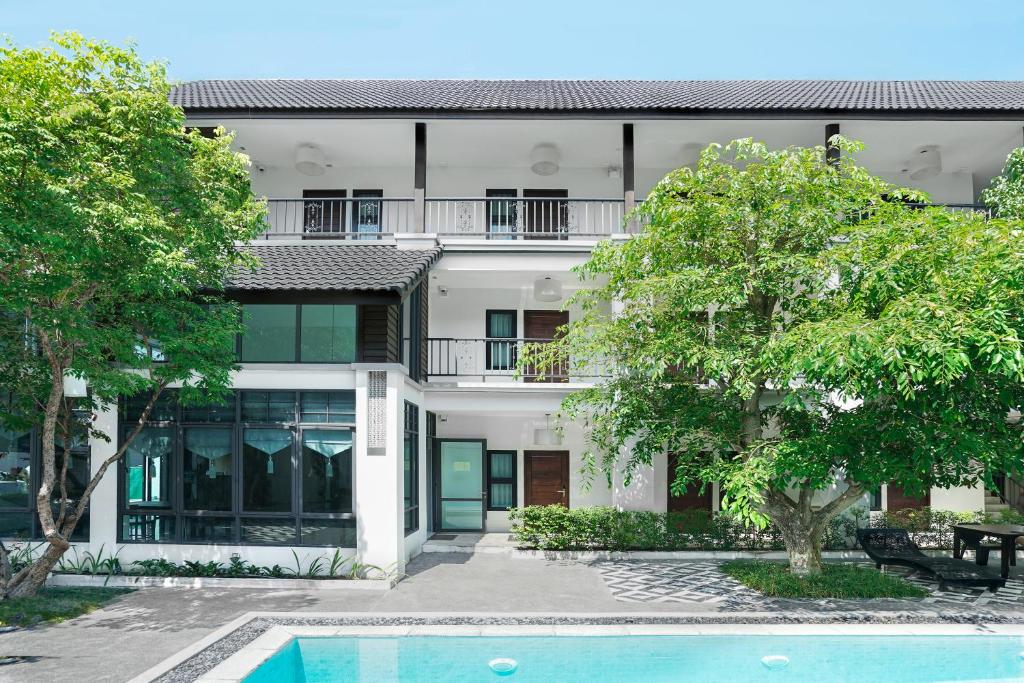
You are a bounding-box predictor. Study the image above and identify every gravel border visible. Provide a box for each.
[153,610,1024,683]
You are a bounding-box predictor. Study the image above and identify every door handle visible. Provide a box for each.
[557,489,566,495]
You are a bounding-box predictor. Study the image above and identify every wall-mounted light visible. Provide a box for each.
[533,414,562,446]
[530,144,560,176]
[607,166,622,179]
[295,144,327,176]
[534,276,562,302]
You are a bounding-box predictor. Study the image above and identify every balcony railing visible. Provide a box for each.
[259,199,992,240]
[426,337,605,382]
[262,197,414,238]
[425,198,623,238]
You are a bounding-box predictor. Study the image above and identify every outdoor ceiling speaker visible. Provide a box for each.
[909,145,941,180]
[534,276,562,302]
[679,142,706,166]
[295,144,327,176]
[530,143,560,176]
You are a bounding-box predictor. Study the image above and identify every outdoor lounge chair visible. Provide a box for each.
[856,528,1006,593]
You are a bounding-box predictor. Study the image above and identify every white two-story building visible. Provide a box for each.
[3,80,1023,573]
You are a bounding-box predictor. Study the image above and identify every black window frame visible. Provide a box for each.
[486,450,517,511]
[403,401,420,535]
[486,188,518,237]
[117,389,357,547]
[485,309,517,371]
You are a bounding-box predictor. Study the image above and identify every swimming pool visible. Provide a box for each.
[241,632,1024,682]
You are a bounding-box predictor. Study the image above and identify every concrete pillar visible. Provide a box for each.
[88,402,119,552]
[354,367,406,575]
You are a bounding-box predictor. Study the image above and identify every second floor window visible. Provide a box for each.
[240,304,356,363]
[486,310,516,371]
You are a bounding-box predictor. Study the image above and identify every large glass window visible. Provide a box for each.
[240,304,358,364]
[125,427,173,508]
[403,402,419,535]
[183,427,233,512]
[119,390,356,546]
[487,189,517,238]
[301,429,352,514]
[300,305,356,362]
[240,305,297,362]
[0,428,31,510]
[242,428,293,512]
[487,451,517,510]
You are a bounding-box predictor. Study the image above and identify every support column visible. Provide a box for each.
[354,367,406,577]
[825,123,840,166]
[414,122,427,233]
[622,123,636,233]
[88,402,119,552]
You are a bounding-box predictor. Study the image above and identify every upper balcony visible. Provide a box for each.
[182,117,1021,246]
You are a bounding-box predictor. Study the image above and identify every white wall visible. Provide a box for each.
[436,414,611,532]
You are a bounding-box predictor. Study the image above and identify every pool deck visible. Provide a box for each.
[0,553,1020,682]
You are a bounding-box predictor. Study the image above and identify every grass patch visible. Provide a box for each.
[721,560,929,599]
[0,587,130,627]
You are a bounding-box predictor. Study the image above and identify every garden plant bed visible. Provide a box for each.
[47,573,394,591]
[0,586,131,627]
[721,559,930,599]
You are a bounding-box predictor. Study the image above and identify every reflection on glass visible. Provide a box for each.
[241,391,295,423]
[122,514,174,542]
[240,305,297,362]
[184,428,233,511]
[0,512,31,539]
[242,429,293,512]
[240,518,296,545]
[440,442,482,499]
[441,500,483,530]
[302,429,352,513]
[182,517,234,543]
[299,391,355,423]
[300,305,356,363]
[0,428,31,508]
[300,518,355,547]
[125,427,173,508]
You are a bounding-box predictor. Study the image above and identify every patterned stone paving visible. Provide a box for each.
[593,560,1024,610]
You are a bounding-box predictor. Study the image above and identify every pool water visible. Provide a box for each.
[243,635,1024,682]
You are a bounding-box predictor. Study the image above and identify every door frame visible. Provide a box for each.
[524,450,570,507]
[433,438,488,532]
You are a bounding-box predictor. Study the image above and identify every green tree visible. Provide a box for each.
[525,137,1024,575]
[982,147,1024,219]
[0,33,264,596]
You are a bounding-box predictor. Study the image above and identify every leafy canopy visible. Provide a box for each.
[0,31,265,429]
[530,137,1024,526]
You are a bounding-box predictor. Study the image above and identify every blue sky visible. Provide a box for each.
[3,0,1023,82]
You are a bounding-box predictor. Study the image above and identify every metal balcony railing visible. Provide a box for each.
[425,198,624,238]
[425,337,605,382]
[262,197,414,239]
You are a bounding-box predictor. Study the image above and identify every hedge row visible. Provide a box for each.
[508,505,1024,552]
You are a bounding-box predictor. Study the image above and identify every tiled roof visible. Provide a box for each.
[171,79,1024,114]
[228,244,441,294]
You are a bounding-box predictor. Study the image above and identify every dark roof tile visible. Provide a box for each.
[228,244,441,294]
[170,79,1024,114]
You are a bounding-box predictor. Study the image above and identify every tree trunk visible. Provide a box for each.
[6,545,66,598]
[777,517,825,576]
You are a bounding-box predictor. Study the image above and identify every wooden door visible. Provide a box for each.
[523,189,568,239]
[666,453,713,512]
[887,484,930,510]
[525,451,569,507]
[523,310,569,382]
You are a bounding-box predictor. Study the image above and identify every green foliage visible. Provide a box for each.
[523,136,1024,569]
[60,552,372,580]
[721,560,928,599]
[872,506,1024,549]
[981,148,1024,219]
[0,587,130,626]
[0,32,266,574]
[508,505,864,552]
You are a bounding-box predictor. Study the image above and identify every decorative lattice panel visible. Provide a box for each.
[367,370,387,449]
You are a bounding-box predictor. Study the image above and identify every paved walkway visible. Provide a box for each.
[0,553,1019,682]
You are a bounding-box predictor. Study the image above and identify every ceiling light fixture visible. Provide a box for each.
[530,144,560,176]
[295,144,327,176]
[534,276,562,302]
[909,145,941,181]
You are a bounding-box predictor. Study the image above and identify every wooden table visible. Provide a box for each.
[953,524,1024,579]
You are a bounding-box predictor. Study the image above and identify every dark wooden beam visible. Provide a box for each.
[414,122,427,232]
[623,123,636,233]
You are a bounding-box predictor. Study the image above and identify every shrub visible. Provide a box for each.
[722,560,929,599]
[871,506,1024,549]
[508,505,864,552]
